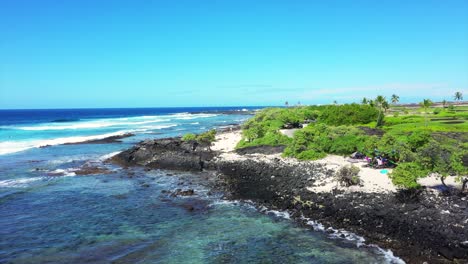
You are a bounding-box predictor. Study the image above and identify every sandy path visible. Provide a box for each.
[211,130,242,152]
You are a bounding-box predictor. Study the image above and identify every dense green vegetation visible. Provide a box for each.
[237,95,468,191]
[318,104,379,126]
[182,129,217,143]
[236,107,317,148]
[283,124,368,160]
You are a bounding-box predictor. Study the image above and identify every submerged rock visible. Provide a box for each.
[74,166,112,175]
[170,188,195,197]
[64,133,135,145]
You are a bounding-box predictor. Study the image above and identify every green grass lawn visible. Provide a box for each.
[383,106,467,133]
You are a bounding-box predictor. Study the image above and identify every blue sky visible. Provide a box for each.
[1,0,467,109]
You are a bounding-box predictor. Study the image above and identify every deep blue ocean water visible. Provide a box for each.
[0,108,402,263]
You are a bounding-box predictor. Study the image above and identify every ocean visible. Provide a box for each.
[0,107,401,263]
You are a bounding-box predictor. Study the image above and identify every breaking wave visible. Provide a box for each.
[0,130,135,155]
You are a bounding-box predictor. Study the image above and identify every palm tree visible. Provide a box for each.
[454,91,463,102]
[285,101,289,108]
[361,98,368,105]
[442,99,447,108]
[391,94,400,105]
[368,99,375,108]
[382,101,390,113]
[374,95,387,127]
[420,99,433,127]
[333,100,338,105]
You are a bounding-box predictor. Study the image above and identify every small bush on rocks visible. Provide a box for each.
[182,130,217,144]
[335,165,361,187]
[197,129,216,143]
[182,133,197,141]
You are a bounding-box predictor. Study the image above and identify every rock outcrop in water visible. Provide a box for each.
[110,137,468,264]
[110,138,215,171]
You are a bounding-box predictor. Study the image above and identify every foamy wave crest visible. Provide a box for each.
[0,130,134,155]
[170,113,218,120]
[7,113,217,131]
[137,115,170,120]
[261,208,291,219]
[15,119,163,131]
[47,156,88,165]
[98,151,122,161]
[0,177,45,187]
[209,200,258,211]
[47,169,76,177]
[140,124,177,130]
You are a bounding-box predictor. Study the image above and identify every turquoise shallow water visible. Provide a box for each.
[0,108,401,263]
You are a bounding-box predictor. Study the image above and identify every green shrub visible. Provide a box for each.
[335,165,361,187]
[318,104,379,126]
[240,107,318,143]
[329,135,366,154]
[237,131,291,148]
[295,149,327,160]
[406,131,431,151]
[182,133,197,141]
[196,129,216,143]
[416,140,465,176]
[361,136,379,156]
[433,108,441,115]
[389,162,427,189]
[284,124,368,159]
[182,130,216,143]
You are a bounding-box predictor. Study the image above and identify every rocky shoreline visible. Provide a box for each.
[109,136,468,264]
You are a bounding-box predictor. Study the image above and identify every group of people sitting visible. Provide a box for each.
[350,150,398,169]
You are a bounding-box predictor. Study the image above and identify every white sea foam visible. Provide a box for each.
[140,124,177,130]
[47,169,76,177]
[15,119,163,131]
[371,246,406,264]
[300,215,405,263]
[0,177,45,187]
[47,156,87,165]
[98,151,122,161]
[3,113,218,132]
[264,209,291,219]
[0,130,135,155]
[171,113,218,120]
